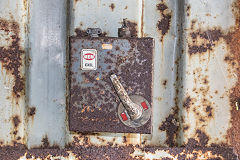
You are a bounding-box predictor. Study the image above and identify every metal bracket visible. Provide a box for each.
[118,18,131,37]
[87,28,102,37]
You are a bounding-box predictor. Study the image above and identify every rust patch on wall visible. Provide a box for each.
[41,136,50,148]
[188,29,223,55]
[206,105,213,117]
[196,129,209,147]
[68,136,137,160]
[74,28,88,37]
[224,0,240,157]
[183,96,192,110]
[159,107,179,147]
[109,3,115,11]
[12,115,20,128]
[126,20,138,37]
[0,19,25,98]
[156,1,172,41]
[144,145,237,160]
[0,136,237,159]
[225,25,240,159]
[28,107,36,117]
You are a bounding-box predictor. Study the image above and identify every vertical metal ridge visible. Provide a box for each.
[140,0,144,37]
[175,0,186,147]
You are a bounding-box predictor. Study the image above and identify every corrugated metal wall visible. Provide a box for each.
[0,0,239,159]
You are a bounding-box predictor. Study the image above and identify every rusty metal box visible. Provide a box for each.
[69,37,154,133]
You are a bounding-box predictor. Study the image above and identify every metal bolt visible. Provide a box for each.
[110,74,143,120]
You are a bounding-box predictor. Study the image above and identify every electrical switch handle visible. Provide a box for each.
[110,74,143,120]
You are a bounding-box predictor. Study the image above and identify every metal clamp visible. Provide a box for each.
[110,74,151,128]
[118,18,131,37]
[87,28,102,37]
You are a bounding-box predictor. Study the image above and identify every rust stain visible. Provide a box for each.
[0,136,237,159]
[41,136,50,148]
[186,5,191,17]
[12,115,20,128]
[188,29,223,55]
[196,129,209,147]
[13,131,18,135]
[126,20,138,37]
[183,96,192,110]
[225,24,240,160]
[141,0,144,37]
[28,107,36,117]
[0,19,25,99]
[156,1,172,41]
[162,80,167,87]
[68,136,136,160]
[159,107,179,147]
[74,0,82,3]
[12,115,21,141]
[109,3,115,11]
[206,105,213,117]
[23,0,28,11]
[74,28,89,37]
[191,20,196,30]
[224,0,240,157]
[145,145,237,160]
[186,0,240,156]
[183,125,189,131]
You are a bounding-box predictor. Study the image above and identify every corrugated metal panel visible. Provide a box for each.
[0,0,239,159]
[141,0,178,147]
[180,0,236,147]
[26,0,67,148]
[0,0,27,145]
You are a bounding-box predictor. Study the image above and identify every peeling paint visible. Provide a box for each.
[0,136,237,160]
[156,1,172,41]
[188,29,223,55]
[0,19,25,99]
[159,107,179,147]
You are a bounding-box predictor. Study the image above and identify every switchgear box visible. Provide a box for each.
[69,37,154,134]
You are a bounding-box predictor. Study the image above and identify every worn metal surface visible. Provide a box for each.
[0,0,27,146]
[69,37,153,133]
[179,0,240,155]
[0,0,240,159]
[26,0,67,148]
[0,139,238,160]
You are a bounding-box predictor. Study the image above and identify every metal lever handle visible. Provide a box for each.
[110,74,143,120]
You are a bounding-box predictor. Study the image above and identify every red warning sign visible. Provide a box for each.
[83,53,95,60]
[81,49,97,70]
